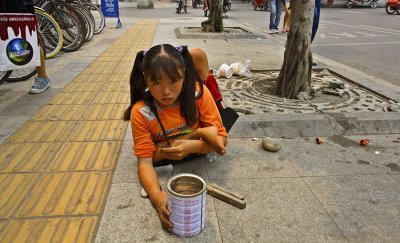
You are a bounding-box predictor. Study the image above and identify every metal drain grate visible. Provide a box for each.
[218,69,390,114]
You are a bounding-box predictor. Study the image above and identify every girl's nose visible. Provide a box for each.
[160,83,171,95]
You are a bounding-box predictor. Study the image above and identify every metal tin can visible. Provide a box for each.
[167,173,206,237]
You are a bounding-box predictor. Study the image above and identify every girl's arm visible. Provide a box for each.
[138,157,172,230]
[155,126,228,162]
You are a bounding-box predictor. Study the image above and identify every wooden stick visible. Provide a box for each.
[206,184,246,209]
[207,182,245,200]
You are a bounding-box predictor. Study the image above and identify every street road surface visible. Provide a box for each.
[231,4,400,87]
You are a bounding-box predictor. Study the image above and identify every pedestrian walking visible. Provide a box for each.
[268,0,284,33]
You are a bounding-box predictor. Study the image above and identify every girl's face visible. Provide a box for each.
[146,69,184,108]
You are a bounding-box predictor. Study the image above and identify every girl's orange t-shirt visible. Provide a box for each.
[130,85,227,158]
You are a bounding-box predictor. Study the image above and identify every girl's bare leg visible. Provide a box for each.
[190,48,210,81]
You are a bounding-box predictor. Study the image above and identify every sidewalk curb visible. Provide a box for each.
[229,112,400,138]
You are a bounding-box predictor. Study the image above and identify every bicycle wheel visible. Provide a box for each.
[83,2,105,34]
[6,32,47,82]
[386,5,396,14]
[41,1,87,52]
[74,5,95,41]
[35,8,63,59]
[0,71,12,85]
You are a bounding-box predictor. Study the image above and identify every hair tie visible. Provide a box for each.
[175,45,183,53]
[143,50,147,56]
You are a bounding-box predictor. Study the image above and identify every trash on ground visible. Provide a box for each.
[359,139,369,146]
[228,59,252,77]
[251,138,259,141]
[262,137,281,152]
[315,137,323,144]
[386,103,400,112]
[207,152,218,162]
[216,63,233,78]
[328,81,345,89]
[322,88,344,97]
[375,151,380,155]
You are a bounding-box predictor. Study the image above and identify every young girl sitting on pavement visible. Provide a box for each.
[123,44,228,231]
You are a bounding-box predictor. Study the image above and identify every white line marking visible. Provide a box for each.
[321,21,400,36]
[313,41,400,46]
[358,25,400,34]
[343,10,365,14]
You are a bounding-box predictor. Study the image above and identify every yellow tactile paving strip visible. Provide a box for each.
[0,19,157,241]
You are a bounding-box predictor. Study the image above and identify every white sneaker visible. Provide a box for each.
[269,29,275,34]
[29,77,50,94]
[274,29,279,34]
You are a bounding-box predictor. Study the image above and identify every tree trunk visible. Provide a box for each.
[274,0,314,99]
[201,0,223,32]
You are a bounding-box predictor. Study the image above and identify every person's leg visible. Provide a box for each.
[311,0,321,66]
[287,6,291,31]
[268,0,277,31]
[282,3,289,32]
[274,0,284,32]
[189,48,210,82]
[311,0,321,43]
[36,47,47,78]
[29,47,50,94]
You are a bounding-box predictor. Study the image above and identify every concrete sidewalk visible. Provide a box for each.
[0,2,399,242]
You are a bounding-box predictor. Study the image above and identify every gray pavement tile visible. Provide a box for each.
[0,90,26,111]
[0,88,61,117]
[95,182,222,243]
[83,44,112,57]
[124,124,132,141]
[49,69,81,89]
[0,116,30,144]
[210,178,346,242]
[228,114,344,138]
[113,132,138,184]
[58,63,91,74]
[206,138,299,179]
[304,174,400,242]
[282,136,400,176]
[172,156,209,180]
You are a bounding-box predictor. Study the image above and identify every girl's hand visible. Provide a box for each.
[159,140,197,160]
[151,191,173,231]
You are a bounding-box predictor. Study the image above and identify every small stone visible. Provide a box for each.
[262,137,281,152]
[387,103,400,112]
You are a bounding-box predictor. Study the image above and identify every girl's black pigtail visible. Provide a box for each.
[179,46,202,126]
[123,51,146,121]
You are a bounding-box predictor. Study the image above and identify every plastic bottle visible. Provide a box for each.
[241,60,253,77]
